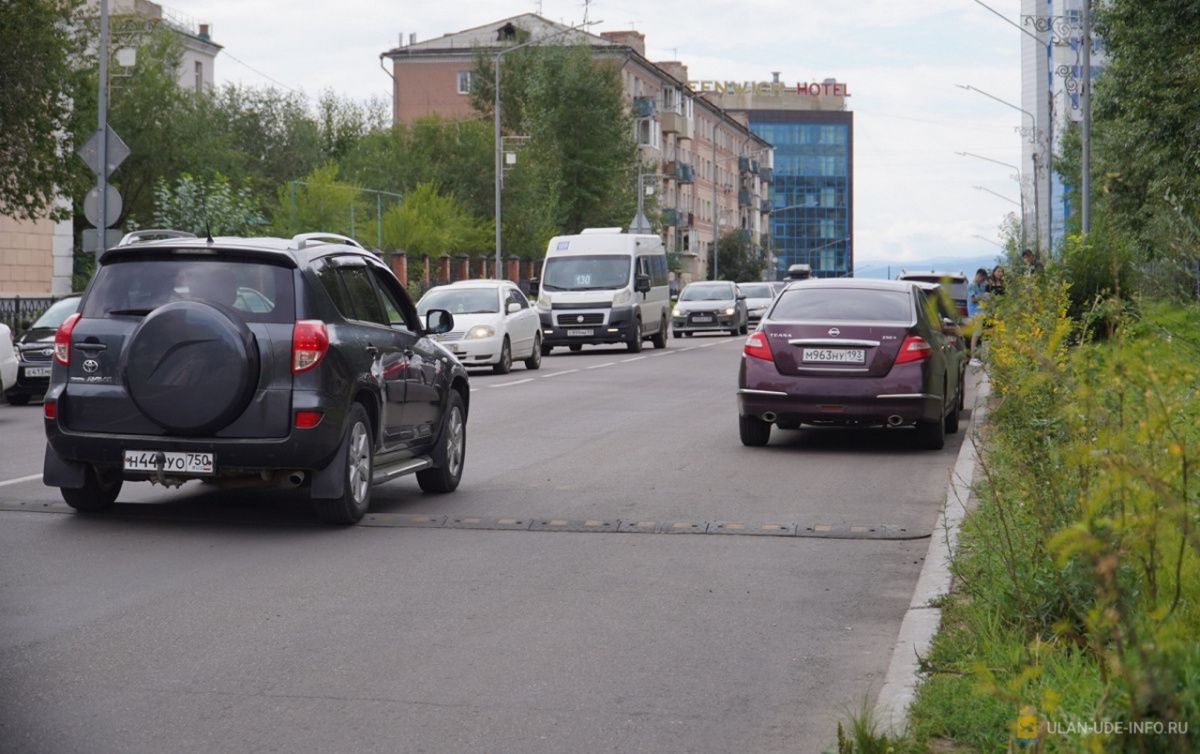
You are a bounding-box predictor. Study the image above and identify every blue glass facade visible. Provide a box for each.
[748,112,853,278]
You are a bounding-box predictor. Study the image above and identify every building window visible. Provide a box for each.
[456,71,472,95]
[636,119,660,149]
[194,60,203,92]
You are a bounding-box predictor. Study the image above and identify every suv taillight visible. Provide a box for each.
[743,331,773,361]
[895,334,932,364]
[292,320,329,373]
[54,313,80,366]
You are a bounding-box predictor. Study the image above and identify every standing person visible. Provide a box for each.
[989,265,1006,296]
[1021,249,1043,273]
[967,268,989,366]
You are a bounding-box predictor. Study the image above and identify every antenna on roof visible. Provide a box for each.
[582,0,590,24]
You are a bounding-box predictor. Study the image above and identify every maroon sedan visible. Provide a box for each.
[737,279,964,449]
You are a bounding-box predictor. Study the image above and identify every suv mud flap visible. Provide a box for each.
[310,428,349,500]
[43,445,86,489]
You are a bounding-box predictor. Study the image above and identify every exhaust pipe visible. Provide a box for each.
[761,411,777,423]
[285,471,307,488]
[887,415,904,427]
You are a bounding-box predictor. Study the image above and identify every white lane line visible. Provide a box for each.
[621,355,648,363]
[649,350,676,357]
[680,346,702,352]
[585,362,616,370]
[541,369,578,379]
[490,378,534,388]
[0,473,42,489]
[698,341,723,347]
[470,388,481,393]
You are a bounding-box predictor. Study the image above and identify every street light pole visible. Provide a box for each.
[955,151,1029,248]
[1081,0,1092,233]
[973,185,1020,206]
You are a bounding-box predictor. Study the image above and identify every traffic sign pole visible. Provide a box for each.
[97,0,109,263]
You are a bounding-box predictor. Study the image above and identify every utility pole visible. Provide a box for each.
[494,55,502,274]
[1081,0,1092,233]
[97,0,109,261]
[711,123,718,280]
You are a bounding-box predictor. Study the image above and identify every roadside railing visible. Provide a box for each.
[0,296,60,336]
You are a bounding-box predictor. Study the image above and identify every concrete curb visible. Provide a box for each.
[873,370,991,733]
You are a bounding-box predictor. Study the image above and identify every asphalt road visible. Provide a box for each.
[0,334,974,753]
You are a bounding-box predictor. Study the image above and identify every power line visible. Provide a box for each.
[220,51,303,95]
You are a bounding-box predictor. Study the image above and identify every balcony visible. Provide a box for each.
[738,189,752,207]
[664,161,695,183]
[662,208,680,227]
[659,109,694,139]
[760,199,771,214]
[759,166,773,184]
[738,157,759,175]
[632,96,657,119]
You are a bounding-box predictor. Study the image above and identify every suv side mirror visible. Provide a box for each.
[528,277,539,295]
[425,309,454,335]
[634,274,651,294]
[506,301,521,315]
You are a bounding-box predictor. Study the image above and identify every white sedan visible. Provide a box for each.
[417,280,542,374]
[0,324,17,400]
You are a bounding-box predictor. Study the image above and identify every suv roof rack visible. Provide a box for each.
[291,232,364,250]
[117,229,198,246]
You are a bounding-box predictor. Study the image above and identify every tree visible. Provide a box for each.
[272,163,364,240]
[711,230,765,282]
[380,183,490,258]
[153,173,266,236]
[0,0,87,220]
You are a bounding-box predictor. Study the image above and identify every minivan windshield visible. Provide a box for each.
[30,297,81,330]
[771,288,913,322]
[542,255,631,291]
[680,283,735,302]
[418,288,499,315]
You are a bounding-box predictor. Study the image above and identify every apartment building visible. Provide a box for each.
[381,14,772,282]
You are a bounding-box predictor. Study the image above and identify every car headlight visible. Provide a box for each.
[672,307,684,317]
[536,291,552,312]
[465,325,495,340]
[613,289,632,306]
[723,307,735,316]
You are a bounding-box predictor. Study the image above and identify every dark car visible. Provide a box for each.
[737,279,965,449]
[671,281,748,337]
[897,271,969,321]
[6,296,82,405]
[42,231,470,524]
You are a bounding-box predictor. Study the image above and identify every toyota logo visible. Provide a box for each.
[41,347,54,356]
[82,358,99,374]
[828,327,841,337]
[576,315,585,323]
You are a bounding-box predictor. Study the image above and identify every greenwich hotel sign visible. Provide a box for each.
[688,80,851,97]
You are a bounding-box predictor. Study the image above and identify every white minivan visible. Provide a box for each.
[530,228,670,354]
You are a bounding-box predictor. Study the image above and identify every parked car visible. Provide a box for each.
[897,271,969,321]
[738,282,777,326]
[417,280,541,374]
[737,279,964,449]
[671,281,748,337]
[42,230,470,524]
[531,228,670,353]
[6,296,82,405]
[0,323,17,400]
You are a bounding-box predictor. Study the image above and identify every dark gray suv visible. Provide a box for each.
[42,231,470,524]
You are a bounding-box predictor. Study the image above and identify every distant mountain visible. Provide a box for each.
[853,254,1006,280]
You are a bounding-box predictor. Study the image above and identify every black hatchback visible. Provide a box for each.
[42,231,470,524]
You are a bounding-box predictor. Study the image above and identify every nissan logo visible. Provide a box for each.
[828,327,841,337]
[82,358,99,374]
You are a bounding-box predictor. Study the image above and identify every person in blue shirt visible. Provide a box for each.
[966,268,989,364]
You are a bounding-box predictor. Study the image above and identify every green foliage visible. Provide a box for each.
[711,230,766,282]
[153,173,266,236]
[0,0,87,220]
[271,163,365,241]
[380,183,489,258]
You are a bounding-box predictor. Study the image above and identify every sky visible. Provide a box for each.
[179,0,1026,267]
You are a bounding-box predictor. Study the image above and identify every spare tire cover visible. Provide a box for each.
[123,300,260,435]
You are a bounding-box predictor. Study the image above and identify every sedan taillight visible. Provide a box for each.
[743,331,774,361]
[894,334,932,364]
[54,313,81,366]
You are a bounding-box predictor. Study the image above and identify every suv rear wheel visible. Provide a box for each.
[313,404,373,525]
[62,465,122,512]
[917,398,947,450]
[417,391,466,494]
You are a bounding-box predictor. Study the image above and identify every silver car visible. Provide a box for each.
[671,281,749,337]
[738,282,777,325]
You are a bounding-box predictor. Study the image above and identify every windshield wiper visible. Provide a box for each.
[107,308,153,316]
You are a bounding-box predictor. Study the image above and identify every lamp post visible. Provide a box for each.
[973,185,1020,206]
[493,21,592,273]
[956,83,1051,252]
[955,151,1031,248]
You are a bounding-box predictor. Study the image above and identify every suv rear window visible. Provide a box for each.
[771,288,914,322]
[82,258,295,323]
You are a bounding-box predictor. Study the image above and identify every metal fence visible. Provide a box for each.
[0,296,61,335]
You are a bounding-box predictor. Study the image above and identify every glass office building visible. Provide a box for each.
[750,111,853,278]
